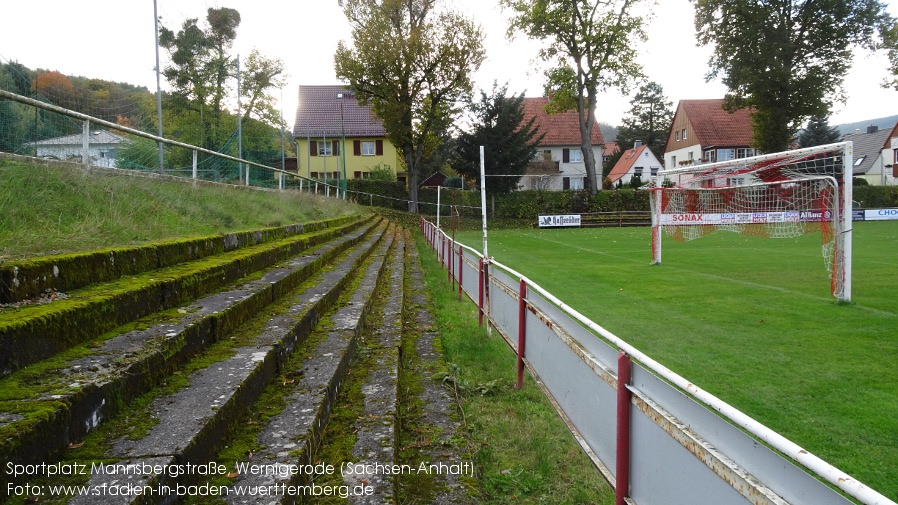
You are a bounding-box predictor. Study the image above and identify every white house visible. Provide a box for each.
[878,122,898,186]
[606,142,663,187]
[520,97,605,191]
[30,130,125,168]
[843,125,892,186]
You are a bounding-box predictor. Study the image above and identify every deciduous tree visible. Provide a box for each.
[503,0,648,194]
[335,0,485,212]
[694,0,896,153]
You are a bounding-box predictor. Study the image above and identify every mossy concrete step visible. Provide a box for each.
[0,214,363,304]
[67,227,397,505]
[221,230,402,505]
[398,237,476,504]
[0,216,375,378]
[338,228,405,504]
[0,220,385,490]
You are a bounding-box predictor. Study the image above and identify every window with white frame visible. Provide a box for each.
[361,141,375,156]
[569,149,583,162]
[570,177,584,190]
[736,148,756,159]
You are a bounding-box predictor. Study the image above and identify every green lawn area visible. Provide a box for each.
[453,221,898,501]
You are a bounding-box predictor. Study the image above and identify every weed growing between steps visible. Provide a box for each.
[414,235,615,505]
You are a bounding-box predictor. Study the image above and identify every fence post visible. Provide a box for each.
[82,119,90,167]
[192,150,198,179]
[458,245,463,301]
[516,279,527,389]
[616,352,633,505]
[478,258,485,327]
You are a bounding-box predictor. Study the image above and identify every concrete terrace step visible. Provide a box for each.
[64,226,398,505]
[0,215,372,377]
[0,218,384,490]
[338,227,405,504]
[0,215,363,304]
[220,228,402,505]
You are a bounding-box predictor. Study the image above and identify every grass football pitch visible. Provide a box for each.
[453,220,898,501]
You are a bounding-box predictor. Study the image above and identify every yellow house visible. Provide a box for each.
[293,84,402,183]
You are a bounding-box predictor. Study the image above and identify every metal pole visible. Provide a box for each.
[616,352,633,505]
[237,55,246,186]
[437,186,441,229]
[480,146,488,258]
[153,0,164,174]
[338,93,347,199]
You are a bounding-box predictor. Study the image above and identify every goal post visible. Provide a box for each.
[649,142,853,302]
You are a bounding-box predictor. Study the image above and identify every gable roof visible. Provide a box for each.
[603,141,619,157]
[606,144,651,183]
[293,85,386,138]
[883,122,898,149]
[521,97,604,147]
[843,126,893,175]
[678,99,754,148]
[30,130,124,146]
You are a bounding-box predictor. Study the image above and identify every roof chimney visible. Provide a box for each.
[867,125,879,134]
[634,140,642,148]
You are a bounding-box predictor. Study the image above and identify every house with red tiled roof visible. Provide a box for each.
[520,97,605,191]
[293,85,402,183]
[606,141,663,187]
[663,99,757,172]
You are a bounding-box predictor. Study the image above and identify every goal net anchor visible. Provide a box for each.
[648,142,853,302]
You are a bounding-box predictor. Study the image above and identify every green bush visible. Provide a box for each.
[854,185,898,208]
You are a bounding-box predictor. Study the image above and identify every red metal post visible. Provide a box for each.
[478,258,485,327]
[516,280,527,389]
[458,245,464,301]
[616,352,633,505]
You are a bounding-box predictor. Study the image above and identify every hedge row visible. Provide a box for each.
[346,179,898,218]
[345,179,653,217]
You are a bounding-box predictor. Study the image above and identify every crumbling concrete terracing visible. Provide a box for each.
[222,228,398,504]
[0,219,383,491]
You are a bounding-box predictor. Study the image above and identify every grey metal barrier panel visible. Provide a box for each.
[629,362,854,505]
[460,251,479,303]
[527,288,621,381]
[488,268,521,350]
[522,295,619,481]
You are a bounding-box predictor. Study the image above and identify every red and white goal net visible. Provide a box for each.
[648,142,853,301]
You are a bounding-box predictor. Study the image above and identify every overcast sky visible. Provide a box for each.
[1,0,896,130]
